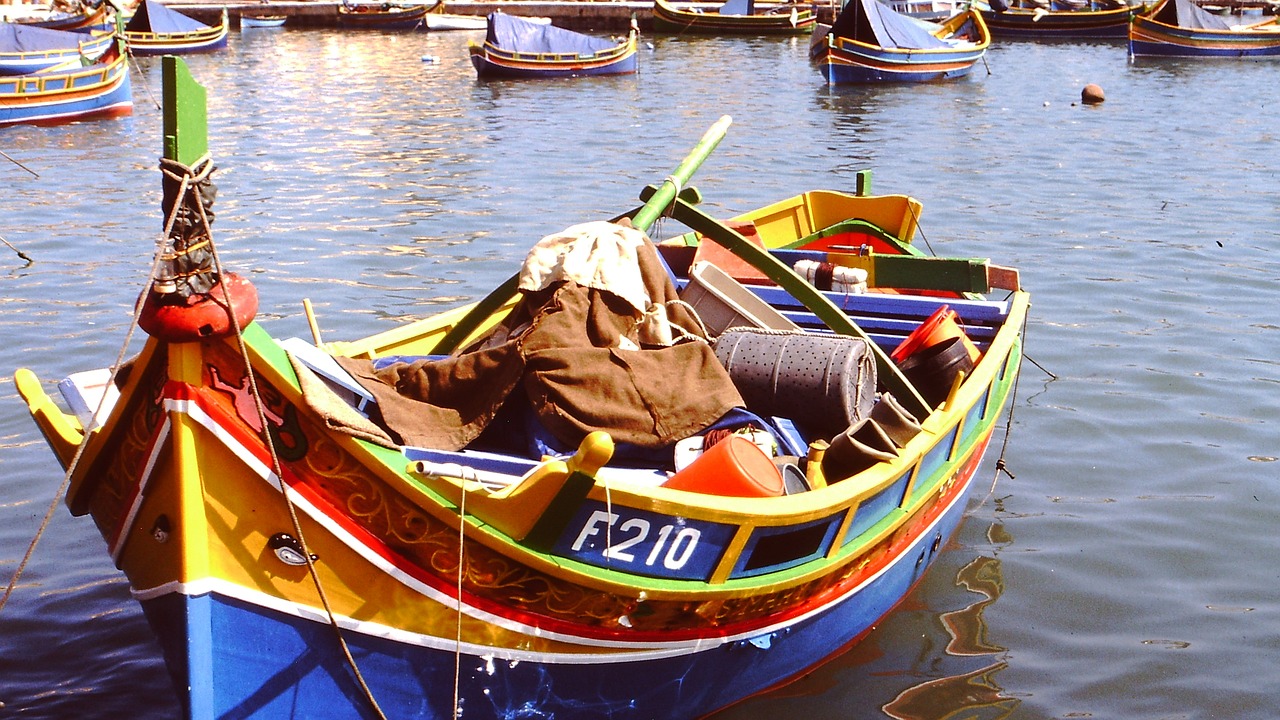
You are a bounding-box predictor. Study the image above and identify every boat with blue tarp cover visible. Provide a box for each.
[1129,0,1280,57]
[652,0,818,35]
[976,0,1138,38]
[0,21,113,75]
[16,57,1030,720]
[810,0,991,83]
[0,37,130,126]
[468,11,638,78]
[122,0,228,55]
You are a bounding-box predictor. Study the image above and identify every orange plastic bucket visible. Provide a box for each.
[891,304,980,364]
[663,435,784,498]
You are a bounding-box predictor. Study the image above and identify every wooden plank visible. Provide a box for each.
[738,283,1010,323]
[771,248,996,295]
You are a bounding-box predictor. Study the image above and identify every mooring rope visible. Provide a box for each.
[0,148,38,178]
[177,158,388,720]
[451,471,473,720]
[128,51,162,111]
[904,198,936,257]
[1,232,34,265]
[982,296,1029,506]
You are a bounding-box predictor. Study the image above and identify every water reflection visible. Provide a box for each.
[881,550,1017,720]
[709,518,1016,719]
[883,662,1015,720]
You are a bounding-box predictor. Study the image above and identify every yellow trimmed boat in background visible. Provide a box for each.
[469,12,638,78]
[122,0,228,55]
[1130,0,1280,57]
[652,0,817,35]
[337,0,438,30]
[0,37,131,127]
[17,58,1028,720]
[811,0,991,84]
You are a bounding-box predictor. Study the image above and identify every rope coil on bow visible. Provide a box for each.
[154,154,220,298]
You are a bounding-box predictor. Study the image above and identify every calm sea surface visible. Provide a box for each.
[2,24,1279,720]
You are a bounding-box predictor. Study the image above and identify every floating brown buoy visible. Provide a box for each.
[1082,83,1105,105]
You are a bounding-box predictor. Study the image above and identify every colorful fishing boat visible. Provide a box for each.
[337,1,437,30]
[976,0,1137,38]
[1129,0,1280,57]
[16,57,1028,720]
[0,21,113,74]
[810,0,991,84]
[469,12,638,79]
[0,38,130,126]
[652,0,817,35]
[122,0,228,55]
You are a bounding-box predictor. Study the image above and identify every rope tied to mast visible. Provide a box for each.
[155,154,220,298]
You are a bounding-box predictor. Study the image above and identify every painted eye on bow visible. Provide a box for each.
[268,533,316,566]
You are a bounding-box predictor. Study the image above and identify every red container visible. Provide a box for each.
[663,435,784,498]
[891,304,980,365]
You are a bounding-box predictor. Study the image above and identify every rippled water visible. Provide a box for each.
[3,25,1279,720]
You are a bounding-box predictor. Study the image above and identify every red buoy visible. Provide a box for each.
[139,272,259,342]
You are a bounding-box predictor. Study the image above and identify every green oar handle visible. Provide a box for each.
[431,115,734,355]
[662,192,932,419]
[631,114,733,233]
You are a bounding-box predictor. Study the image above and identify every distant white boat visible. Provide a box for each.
[424,12,550,30]
[424,12,486,30]
[241,14,287,28]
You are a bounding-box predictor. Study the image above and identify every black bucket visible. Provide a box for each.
[821,417,899,482]
[897,336,975,409]
[868,392,922,447]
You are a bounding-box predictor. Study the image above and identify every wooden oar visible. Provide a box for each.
[430,115,734,355]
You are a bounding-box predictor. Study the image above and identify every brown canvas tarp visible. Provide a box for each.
[337,221,744,454]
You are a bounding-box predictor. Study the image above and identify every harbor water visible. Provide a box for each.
[2,25,1279,719]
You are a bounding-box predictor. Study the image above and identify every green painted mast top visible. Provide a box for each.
[162,56,207,176]
[431,114,734,356]
[155,55,218,298]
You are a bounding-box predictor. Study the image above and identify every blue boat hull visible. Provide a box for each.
[819,60,978,84]
[127,35,229,56]
[0,60,131,127]
[1128,38,1280,57]
[139,472,974,720]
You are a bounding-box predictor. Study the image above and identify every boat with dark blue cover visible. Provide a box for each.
[0,22,113,75]
[1130,0,1280,57]
[123,0,228,55]
[468,12,638,79]
[810,0,990,83]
